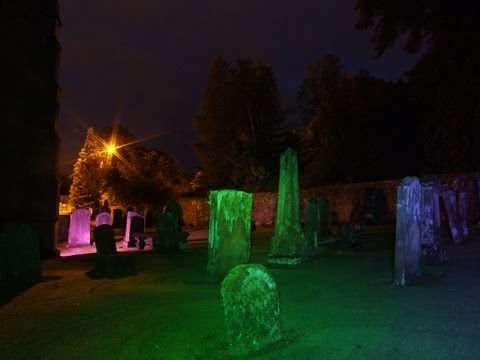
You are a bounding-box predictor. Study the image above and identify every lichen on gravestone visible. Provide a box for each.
[207,190,253,282]
[221,264,282,357]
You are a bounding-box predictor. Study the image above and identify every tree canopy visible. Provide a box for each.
[355,0,480,173]
[193,57,287,192]
[68,125,187,213]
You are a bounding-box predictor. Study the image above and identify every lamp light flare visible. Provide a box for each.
[107,144,116,154]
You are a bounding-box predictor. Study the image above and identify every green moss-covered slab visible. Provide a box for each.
[208,190,252,282]
[221,264,282,357]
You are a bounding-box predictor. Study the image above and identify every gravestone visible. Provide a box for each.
[221,264,282,357]
[123,211,144,245]
[458,191,469,237]
[207,190,252,282]
[440,191,464,244]
[394,177,422,286]
[93,224,117,257]
[154,212,188,252]
[0,224,41,286]
[420,176,446,264]
[164,198,184,232]
[128,216,145,247]
[268,148,307,265]
[68,208,91,247]
[318,196,330,237]
[90,225,134,279]
[304,198,319,255]
[112,209,123,228]
[95,212,112,227]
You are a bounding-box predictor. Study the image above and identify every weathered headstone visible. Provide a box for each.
[440,190,464,244]
[0,224,41,286]
[458,191,469,237]
[420,176,446,264]
[207,190,252,282]
[221,264,282,357]
[394,177,422,286]
[93,224,117,257]
[95,212,112,227]
[268,148,307,265]
[68,208,91,247]
[123,211,144,245]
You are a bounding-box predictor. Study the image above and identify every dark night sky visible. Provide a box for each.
[58,0,418,175]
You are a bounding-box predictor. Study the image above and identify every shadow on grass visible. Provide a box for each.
[0,275,62,309]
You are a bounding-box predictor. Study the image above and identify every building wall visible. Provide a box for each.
[1,1,61,257]
[180,173,480,227]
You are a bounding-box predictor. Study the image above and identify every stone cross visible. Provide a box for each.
[207,190,252,282]
[394,177,421,286]
[221,264,282,357]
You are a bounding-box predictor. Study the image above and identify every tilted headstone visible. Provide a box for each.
[207,190,252,282]
[458,191,469,237]
[95,212,112,227]
[123,211,144,245]
[420,176,446,264]
[93,224,117,257]
[221,264,282,357]
[394,177,422,286]
[0,224,41,286]
[440,191,464,244]
[268,148,307,265]
[68,208,91,247]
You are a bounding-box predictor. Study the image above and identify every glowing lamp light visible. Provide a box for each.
[107,145,116,154]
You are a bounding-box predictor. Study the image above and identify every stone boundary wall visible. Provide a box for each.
[180,173,480,227]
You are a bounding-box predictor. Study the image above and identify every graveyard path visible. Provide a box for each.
[1,225,480,359]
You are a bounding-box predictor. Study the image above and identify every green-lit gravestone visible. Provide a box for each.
[268,148,307,265]
[394,177,421,286]
[221,264,282,357]
[0,224,41,286]
[207,190,253,282]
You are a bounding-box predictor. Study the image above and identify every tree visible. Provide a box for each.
[298,63,422,185]
[69,125,187,213]
[98,125,187,210]
[68,127,103,210]
[355,0,480,172]
[193,57,287,191]
[296,53,344,125]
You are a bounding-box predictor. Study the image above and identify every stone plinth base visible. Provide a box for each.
[267,255,304,266]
